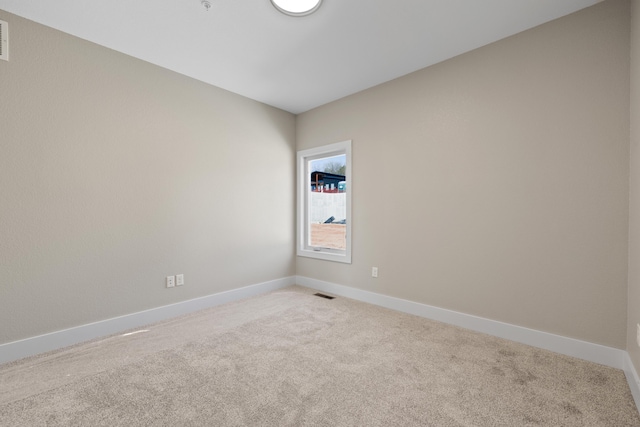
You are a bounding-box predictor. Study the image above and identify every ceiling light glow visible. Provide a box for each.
[270,0,322,16]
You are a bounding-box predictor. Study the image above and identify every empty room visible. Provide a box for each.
[1,0,640,425]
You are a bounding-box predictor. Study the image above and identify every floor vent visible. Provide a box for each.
[0,20,8,61]
[314,293,335,300]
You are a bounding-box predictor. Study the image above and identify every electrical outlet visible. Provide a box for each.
[372,267,378,278]
[176,274,184,286]
[166,275,175,288]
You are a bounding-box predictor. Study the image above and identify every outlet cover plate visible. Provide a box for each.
[166,276,175,288]
[0,20,8,62]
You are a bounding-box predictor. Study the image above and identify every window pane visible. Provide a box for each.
[309,154,346,250]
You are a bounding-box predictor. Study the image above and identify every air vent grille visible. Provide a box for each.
[0,20,8,61]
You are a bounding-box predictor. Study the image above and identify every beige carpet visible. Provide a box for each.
[1,285,638,426]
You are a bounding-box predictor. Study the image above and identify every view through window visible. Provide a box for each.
[309,154,347,250]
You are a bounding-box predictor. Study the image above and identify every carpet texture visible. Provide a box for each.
[1,286,638,426]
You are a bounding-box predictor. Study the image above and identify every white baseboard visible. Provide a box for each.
[5,273,639,411]
[0,276,296,365]
[624,353,640,410]
[296,276,626,370]
[299,276,640,411]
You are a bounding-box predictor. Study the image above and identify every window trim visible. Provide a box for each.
[297,140,352,264]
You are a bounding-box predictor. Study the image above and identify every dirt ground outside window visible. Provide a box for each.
[310,223,346,250]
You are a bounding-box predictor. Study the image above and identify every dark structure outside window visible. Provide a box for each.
[310,171,346,193]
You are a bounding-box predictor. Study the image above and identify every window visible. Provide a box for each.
[297,140,352,263]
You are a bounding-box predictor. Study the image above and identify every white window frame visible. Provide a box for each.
[297,140,352,263]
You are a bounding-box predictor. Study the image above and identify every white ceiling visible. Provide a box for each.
[0,0,603,114]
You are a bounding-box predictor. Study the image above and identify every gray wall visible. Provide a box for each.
[297,0,630,349]
[0,1,634,355]
[629,0,640,372]
[0,11,296,344]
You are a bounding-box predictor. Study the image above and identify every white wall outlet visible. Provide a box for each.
[372,267,378,278]
[0,20,9,62]
[166,275,175,288]
[176,274,184,286]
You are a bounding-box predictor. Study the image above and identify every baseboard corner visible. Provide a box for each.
[624,353,640,410]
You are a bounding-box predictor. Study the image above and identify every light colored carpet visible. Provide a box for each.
[1,285,638,426]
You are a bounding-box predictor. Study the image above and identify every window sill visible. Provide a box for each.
[297,248,352,264]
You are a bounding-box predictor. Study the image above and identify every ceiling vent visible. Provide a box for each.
[0,20,8,61]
